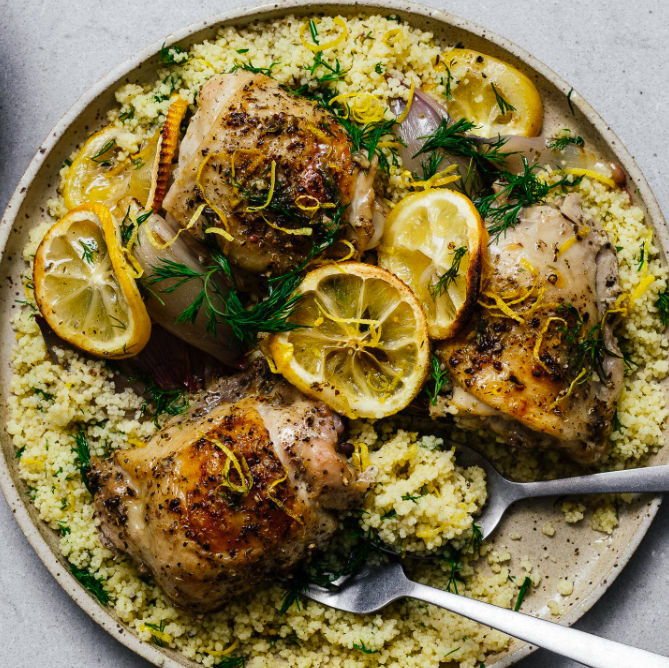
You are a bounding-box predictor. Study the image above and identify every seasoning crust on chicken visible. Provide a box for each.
[90,360,373,613]
[436,193,624,464]
[162,72,376,276]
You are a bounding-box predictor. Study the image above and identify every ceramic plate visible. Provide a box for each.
[0,2,667,666]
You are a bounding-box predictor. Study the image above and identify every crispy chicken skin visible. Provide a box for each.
[163,72,376,276]
[90,361,373,612]
[436,194,624,464]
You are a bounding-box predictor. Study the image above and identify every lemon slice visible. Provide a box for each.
[33,202,151,358]
[268,263,430,419]
[377,189,486,339]
[63,126,137,213]
[440,48,543,137]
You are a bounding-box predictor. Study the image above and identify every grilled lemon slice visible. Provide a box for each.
[33,202,151,358]
[378,189,486,339]
[268,263,430,419]
[441,48,543,137]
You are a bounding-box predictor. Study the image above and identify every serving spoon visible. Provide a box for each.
[304,442,669,667]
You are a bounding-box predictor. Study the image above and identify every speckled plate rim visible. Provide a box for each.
[0,1,665,667]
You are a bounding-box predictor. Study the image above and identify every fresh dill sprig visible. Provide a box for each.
[302,51,348,84]
[475,158,583,240]
[15,445,26,459]
[375,62,385,74]
[57,520,71,536]
[70,564,110,605]
[72,425,95,495]
[118,106,135,123]
[420,150,446,180]
[401,485,428,503]
[442,65,454,100]
[213,657,247,668]
[135,375,189,428]
[547,131,584,151]
[158,42,189,66]
[230,59,280,77]
[556,302,584,342]
[613,409,622,431]
[78,239,98,265]
[429,247,468,297]
[33,387,55,403]
[353,642,380,654]
[90,139,115,163]
[148,249,304,349]
[308,18,320,45]
[576,322,637,381]
[656,289,669,326]
[514,576,532,611]
[425,354,449,405]
[413,118,511,184]
[637,240,647,272]
[567,88,576,115]
[491,83,516,115]
[143,621,167,647]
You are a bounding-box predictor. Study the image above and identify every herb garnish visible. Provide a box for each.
[136,375,189,428]
[381,509,397,520]
[425,354,449,405]
[475,158,582,240]
[567,88,576,115]
[353,641,379,654]
[213,657,247,668]
[575,322,637,381]
[547,131,584,151]
[637,240,647,272]
[70,563,110,605]
[33,387,55,403]
[429,247,468,297]
[143,621,168,647]
[147,249,304,348]
[491,83,516,115]
[90,139,115,163]
[15,445,26,459]
[375,62,385,74]
[72,425,95,495]
[230,59,280,77]
[401,485,428,503]
[442,66,454,100]
[57,520,71,536]
[118,106,135,123]
[236,48,249,54]
[79,239,98,265]
[656,288,669,326]
[514,576,532,611]
[158,42,189,66]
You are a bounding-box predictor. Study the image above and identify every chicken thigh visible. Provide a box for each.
[163,72,376,276]
[90,360,373,612]
[436,194,624,464]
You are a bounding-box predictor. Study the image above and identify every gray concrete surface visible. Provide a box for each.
[0,1,667,666]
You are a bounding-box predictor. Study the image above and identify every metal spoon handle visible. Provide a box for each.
[407,580,669,668]
[511,465,669,500]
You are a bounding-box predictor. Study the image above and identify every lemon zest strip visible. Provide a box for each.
[563,168,616,189]
[206,436,253,495]
[556,225,591,258]
[246,161,276,212]
[329,92,386,123]
[628,275,656,308]
[549,367,588,411]
[267,473,305,529]
[352,441,370,471]
[383,28,403,46]
[533,317,567,374]
[205,640,240,657]
[479,291,525,323]
[145,203,207,251]
[140,625,172,645]
[300,17,348,52]
[261,213,312,236]
[195,153,234,239]
[205,226,234,242]
[396,80,415,123]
